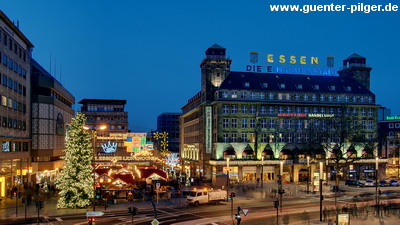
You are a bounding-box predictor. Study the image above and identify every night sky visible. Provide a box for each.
[2,0,400,131]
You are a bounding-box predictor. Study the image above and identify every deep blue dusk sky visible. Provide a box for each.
[2,1,400,131]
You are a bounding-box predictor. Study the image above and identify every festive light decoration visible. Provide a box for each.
[57,113,94,208]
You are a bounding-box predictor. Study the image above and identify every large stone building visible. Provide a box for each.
[378,116,400,178]
[180,44,382,184]
[0,11,34,196]
[30,59,75,185]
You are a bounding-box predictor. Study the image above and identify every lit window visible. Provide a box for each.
[244,82,250,87]
[314,85,319,90]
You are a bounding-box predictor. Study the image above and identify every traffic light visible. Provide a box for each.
[231,192,236,198]
[36,201,43,209]
[237,206,241,213]
[13,192,17,197]
[235,213,242,225]
[273,200,279,208]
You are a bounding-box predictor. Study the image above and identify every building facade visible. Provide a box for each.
[180,44,382,185]
[157,113,181,153]
[378,116,400,177]
[0,11,34,197]
[30,59,75,186]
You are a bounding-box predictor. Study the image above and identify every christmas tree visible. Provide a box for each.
[57,112,94,208]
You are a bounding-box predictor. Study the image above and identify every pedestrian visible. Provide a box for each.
[323,206,328,221]
[327,219,332,225]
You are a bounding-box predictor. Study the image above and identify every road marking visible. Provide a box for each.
[55,217,62,221]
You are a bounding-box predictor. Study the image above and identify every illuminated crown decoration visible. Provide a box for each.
[102,141,117,153]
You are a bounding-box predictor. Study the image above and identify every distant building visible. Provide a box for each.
[378,117,400,177]
[378,107,391,121]
[0,10,34,196]
[30,58,75,185]
[180,44,380,184]
[157,113,181,153]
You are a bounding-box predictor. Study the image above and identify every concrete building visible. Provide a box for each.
[30,59,75,186]
[180,44,381,185]
[0,10,34,197]
[378,116,400,177]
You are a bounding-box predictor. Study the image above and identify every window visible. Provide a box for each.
[313,107,318,113]
[353,108,358,116]
[330,85,335,90]
[278,93,283,100]
[320,95,325,101]
[353,96,357,102]
[312,94,316,101]
[8,58,12,69]
[242,105,247,114]
[232,92,237,98]
[368,96,373,103]
[250,119,255,128]
[222,91,228,98]
[360,96,365,102]
[304,94,308,101]
[242,133,248,142]
[260,93,265,99]
[336,95,341,101]
[296,120,302,129]
[268,93,274,100]
[280,119,285,129]
[314,85,319,90]
[368,109,373,117]
[287,134,293,143]
[280,83,285,89]
[1,96,6,106]
[232,105,237,113]
[260,106,266,114]
[362,109,366,116]
[261,134,268,142]
[1,74,6,86]
[262,83,268,88]
[13,81,17,92]
[304,107,309,113]
[321,108,325,114]
[250,106,256,114]
[231,119,237,128]
[328,95,333,101]
[314,120,319,128]
[8,78,12,89]
[269,119,275,128]
[362,121,366,129]
[346,86,351,91]
[244,82,250,87]
[287,120,292,128]
[297,84,302,89]
[286,106,291,113]
[268,106,274,114]
[345,96,349,102]
[278,107,283,113]
[295,94,300,100]
[261,119,267,128]
[241,92,246,98]
[223,119,229,128]
[395,123,400,128]
[242,119,248,128]
[231,133,237,142]
[223,133,229,142]
[7,98,12,108]
[250,92,256,99]
[223,105,229,113]
[389,123,394,128]
[296,134,302,143]
[368,120,373,129]
[322,120,327,129]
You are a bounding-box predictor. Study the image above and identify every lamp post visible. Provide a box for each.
[279,161,283,213]
[226,157,230,201]
[83,125,106,211]
[375,157,379,216]
[261,157,264,188]
[307,156,310,194]
[319,162,323,222]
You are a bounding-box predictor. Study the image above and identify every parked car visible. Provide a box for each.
[364,180,375,187]
[390,180,399,186]
[379,180,390,187]
[345,180,364,187]
[380,190,399,199]
[352,192,374,201]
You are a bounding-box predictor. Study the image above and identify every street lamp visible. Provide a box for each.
[375,156,379,216]
[261,156,264,188]
[226,157,230,201]
[307,156,310,194]
[83,125,107,211]
[319,162,323,222]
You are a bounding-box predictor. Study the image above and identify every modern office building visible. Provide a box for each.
[180,44,381,184]
[30,59,75,185]
[378,116,400,177]
[157,113,181,153]
[0,10,34,197]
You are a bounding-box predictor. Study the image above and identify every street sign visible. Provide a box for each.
[151,218,160,225]
[242,208,250,216]
[86,211,104,217]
